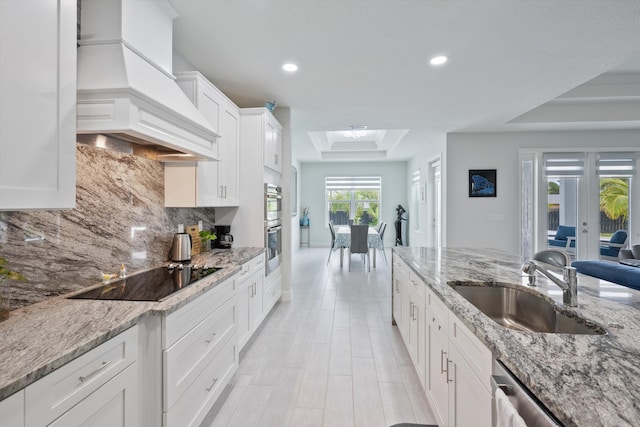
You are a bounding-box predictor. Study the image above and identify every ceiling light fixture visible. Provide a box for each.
[429,55,448,66]
[282,63,298,72]
[344,125,368,139]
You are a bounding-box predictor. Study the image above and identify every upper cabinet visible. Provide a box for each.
[240,108,283,175]
[265,116,283,173]
[0,0,77,210]
[165,72,239,207]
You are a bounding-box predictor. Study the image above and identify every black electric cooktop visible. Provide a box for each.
[68,264,222,302]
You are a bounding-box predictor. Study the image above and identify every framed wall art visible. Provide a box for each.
[469,169,497,197]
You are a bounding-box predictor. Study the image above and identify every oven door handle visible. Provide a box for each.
[267,225,282,232]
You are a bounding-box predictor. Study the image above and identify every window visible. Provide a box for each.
[326,176,381,226]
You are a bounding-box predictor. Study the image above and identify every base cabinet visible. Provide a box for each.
[24,326,139,427]
[162,276,238,427]
[237,256,266,350]
[392,253,492,427]
[48,362,139,427]
[0,390,24,427]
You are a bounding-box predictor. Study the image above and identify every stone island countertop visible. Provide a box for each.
[0,247,264,400]
[393,246,640,427]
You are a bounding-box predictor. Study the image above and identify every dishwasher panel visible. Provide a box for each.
[492,360,564,427]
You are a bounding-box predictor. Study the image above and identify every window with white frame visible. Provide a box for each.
[326,176,381,226]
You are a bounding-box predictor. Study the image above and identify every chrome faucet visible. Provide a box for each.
[522,259,578,307]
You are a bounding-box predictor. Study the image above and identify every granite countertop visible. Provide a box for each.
[0,247,264,400]
[393,246,640,427]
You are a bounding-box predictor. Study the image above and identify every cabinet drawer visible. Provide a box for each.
[163,298,237,409]
[48,361,139,427]
[448,316,492,392]
[164,334,238,427]
[25,326,138,427]
[237,255,265,284]
[163,277,235,348]
[264,273,282,313]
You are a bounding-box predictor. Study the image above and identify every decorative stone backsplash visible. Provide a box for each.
[0,144,215,310]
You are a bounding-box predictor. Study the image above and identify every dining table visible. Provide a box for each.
[334,225,381,268]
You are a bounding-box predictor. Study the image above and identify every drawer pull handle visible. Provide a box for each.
[446,359,453,383]
[79,360,112,383]
[205,332,217,344]
[205,378,218,392]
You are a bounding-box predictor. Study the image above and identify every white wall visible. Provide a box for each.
[300,161,407,247]
[445,129,640,255]
[407,133,446,247]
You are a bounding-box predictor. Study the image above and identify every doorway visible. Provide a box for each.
[522,151,637,261]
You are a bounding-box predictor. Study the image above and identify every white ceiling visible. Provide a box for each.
[170,0,640,162]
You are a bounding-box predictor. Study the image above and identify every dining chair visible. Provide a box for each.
[327,222,337,264]
[376,221,385,233]
[349,224,370,272]
[376,222,388,265]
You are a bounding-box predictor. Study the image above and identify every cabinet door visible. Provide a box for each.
[428,327,449,427]
[237,278,252,349]
[0,390,24,427]
[0,0,76,210]
[249,270,264,330]
[407,290,426,389]
[449,344,492,427]
[217,103,239,206]
[392,274,403,328]
[48,362,139,427]
[264,117,282,173]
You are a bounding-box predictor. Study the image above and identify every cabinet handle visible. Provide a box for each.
[205,332,217,344]
[446,359,453,383]
[79,360,112,383]
[205,378,218,392]
[440,350,446,374]
[274,154,279,165]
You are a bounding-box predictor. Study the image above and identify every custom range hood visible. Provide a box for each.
[76,0,218,161]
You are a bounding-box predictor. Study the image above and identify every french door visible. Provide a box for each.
[521,151,638,262]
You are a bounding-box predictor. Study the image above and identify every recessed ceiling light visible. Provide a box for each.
[282,63,298,72]
[429,55,448,66]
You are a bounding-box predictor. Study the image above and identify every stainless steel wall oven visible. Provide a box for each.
[265,184,283,276]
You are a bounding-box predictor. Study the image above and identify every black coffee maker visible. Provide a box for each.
[213,225,233,249]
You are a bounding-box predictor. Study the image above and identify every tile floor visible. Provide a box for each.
[202,247,437,427]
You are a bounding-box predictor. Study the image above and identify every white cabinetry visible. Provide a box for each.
[263,268,283,314]
[407,272,427,389]
[392,253,493,427]
[165,72,239,207]
[0,390,24,427]
[241,108,283,174]
[392,256,407,338]
[24,326,139,427]
[237,255,265,350]
[425,284,493,427]
[0,0,76,210]
[162,277,238,427]
[264,117,283,173]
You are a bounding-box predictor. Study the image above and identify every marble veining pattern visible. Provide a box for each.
[0,247,264,400]
[393,246,640,427]
[0,144,216,309]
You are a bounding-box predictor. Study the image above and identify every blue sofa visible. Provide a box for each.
[548,225,576,248]
[572,260,640,290]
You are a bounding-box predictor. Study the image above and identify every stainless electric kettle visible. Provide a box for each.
[169,233,192,262]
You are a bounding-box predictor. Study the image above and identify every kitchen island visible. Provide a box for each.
[0,247,264,401]
[393,246,640,427]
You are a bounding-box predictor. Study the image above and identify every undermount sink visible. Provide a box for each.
[449,284,606,335]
